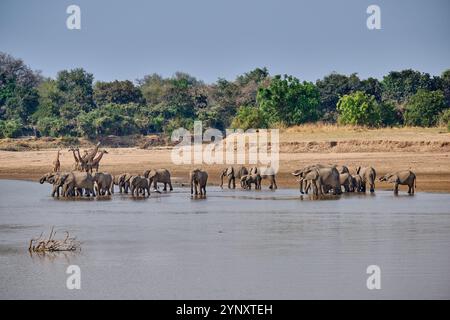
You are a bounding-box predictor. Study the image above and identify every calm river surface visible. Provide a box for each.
[1,179,449,299]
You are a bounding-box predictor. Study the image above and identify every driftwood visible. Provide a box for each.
[28,227,81,253]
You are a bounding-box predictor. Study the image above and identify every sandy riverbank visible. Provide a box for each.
[0,147,449,192]
[1,126,449,192]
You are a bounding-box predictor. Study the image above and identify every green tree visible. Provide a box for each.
[359,77,383,102]
[439,108,450,127]
[0,118,23,138]
[56,68,95,114]
[404,90,446,127]
[77,103,139,138]
[337,91,381,127]
[440,69,450,107]
[94,80,143,105]
[0,52,41,122]
[257,75,320,126]
[381,69,440,105]
[230,106,267,130]
[35,116,68,137]
[315,73,361,122]
[32,79,63,120]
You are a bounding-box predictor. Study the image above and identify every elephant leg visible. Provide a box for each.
[169,181,173,191]
[370,182,375,193]
[394,183,399,194]
[203,185,206,195]
[273,177,277,189]
[305,181,310,194]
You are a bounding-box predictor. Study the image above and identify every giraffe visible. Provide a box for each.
[52,150,61,172]
[68,147,81,171]
[76,148,88,171]
[87,150,108,173]
[82,142,101,163]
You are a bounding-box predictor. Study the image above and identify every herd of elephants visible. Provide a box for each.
[38,143,418,198]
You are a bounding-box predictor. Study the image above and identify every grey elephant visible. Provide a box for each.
[62,172,96,197]
[294,168,322,196]
[351,174,363,192]
[356,166,376,193]
[337,165,350,174]
[220,167,235,189]
[39,172,69,197]
[93,172,114,195]
[113,173,125,193]
[143,169,173,191]
[235,166,249,188]
[118,173,133,193]
[292,164,341,195]
[190,169,208,196]
[379,170,416,194]
[241,173,262,190]
[129,176,151,197]
[260,167,278,190]
[339,172,353,192]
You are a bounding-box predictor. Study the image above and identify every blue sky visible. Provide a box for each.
[0,0,449,83]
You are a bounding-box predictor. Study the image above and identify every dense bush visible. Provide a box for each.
[230,106,267,130]
[1,51,449,139]
[0,118,23,138]
[257,75,320,127]
[404,90,446,127]
[439,108,450,126]
[337,92,381,127]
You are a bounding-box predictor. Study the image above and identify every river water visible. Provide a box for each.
[0,179,449,299]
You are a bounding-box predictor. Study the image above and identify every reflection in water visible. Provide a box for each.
[0,179,449,299]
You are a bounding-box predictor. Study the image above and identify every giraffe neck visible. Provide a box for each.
[93,152,104,164]
[76,150,85,163]
[71,150,79,162]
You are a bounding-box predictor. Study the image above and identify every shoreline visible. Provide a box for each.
[1,147,449,193]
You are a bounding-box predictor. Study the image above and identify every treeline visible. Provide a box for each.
[0,52,449,139]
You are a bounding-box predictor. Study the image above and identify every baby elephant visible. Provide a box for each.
[241,174,262,190]
[379,170,416,194]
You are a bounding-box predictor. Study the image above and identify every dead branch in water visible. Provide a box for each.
[28,226,81,253]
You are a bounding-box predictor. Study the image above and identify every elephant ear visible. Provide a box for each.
[356,167,361,174]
